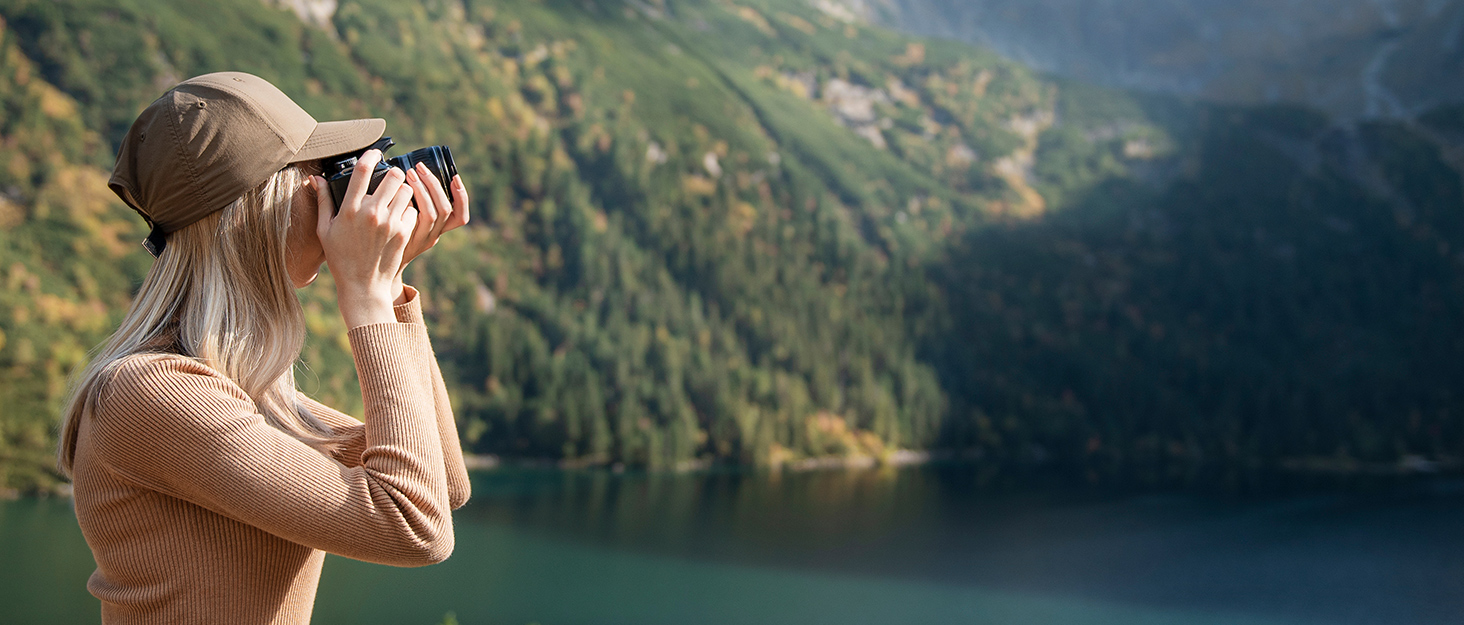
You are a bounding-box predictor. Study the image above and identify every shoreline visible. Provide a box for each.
[461,447,964,475]
[11,450,1461,500]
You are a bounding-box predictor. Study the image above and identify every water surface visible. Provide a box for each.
[3,466,1462,624]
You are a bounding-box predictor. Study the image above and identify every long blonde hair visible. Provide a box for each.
[57,164,335,476]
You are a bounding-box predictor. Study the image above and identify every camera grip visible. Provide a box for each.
[327,166,392,215]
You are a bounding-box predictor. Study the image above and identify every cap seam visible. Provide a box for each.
[115,90,172,218]
[166,91,210,230]
[194,79,301,153]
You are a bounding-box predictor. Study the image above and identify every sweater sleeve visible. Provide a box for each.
[391,286,472,510]
[297,395,367,468]
[90,322,453,567]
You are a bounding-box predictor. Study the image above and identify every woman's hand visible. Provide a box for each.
[395,162,470,299]
[312,149,416,329]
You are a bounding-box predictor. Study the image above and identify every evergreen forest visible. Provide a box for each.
[1,0,1462,495]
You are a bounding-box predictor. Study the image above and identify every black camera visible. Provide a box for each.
[321,137,457,214]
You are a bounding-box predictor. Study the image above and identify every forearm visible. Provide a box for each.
[349,322,452,546]
[391,285,471,508]
[427,351,472,508]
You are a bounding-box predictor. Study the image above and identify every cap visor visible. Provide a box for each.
[291,118,387,162]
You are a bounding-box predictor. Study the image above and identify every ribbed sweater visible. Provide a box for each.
[70,287,471,624]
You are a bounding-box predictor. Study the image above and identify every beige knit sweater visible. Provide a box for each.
[70,288,471,624]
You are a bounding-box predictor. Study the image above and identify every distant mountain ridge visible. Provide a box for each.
[848,0,1464,120]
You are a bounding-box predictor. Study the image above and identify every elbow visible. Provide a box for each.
[413,510,456,565]
[389,500,456,567]
[419,532,455,566]
[449,485,471,511]
[399,522,455,567]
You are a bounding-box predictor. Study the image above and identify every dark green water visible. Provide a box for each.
[4,466,1463,624]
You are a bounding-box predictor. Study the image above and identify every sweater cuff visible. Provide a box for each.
[393,285,425,325]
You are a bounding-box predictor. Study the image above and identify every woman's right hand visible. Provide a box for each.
[312,149,417,329]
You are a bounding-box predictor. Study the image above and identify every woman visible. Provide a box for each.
[55,72,472,624]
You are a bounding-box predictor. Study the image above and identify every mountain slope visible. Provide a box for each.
[863,0,1464,120]
[1,0,1462,494]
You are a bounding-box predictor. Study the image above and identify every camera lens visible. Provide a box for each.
[440,146,458,182]
[326,142,458,212]
[389,146,458,197]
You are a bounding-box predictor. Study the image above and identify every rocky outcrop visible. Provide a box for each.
[270,0,337,33]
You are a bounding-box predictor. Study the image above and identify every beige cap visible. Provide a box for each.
[109,71,384,247]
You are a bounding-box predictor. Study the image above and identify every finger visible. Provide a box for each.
[370,166,408,220]
[405,166,439,226]
[417,163,454,239]
[341,149,383,213]
[401,168,436,262]
[401,206,422,240]
[409,205,433,262]
[384,205,417,275]
[384,175,415,225]
[379,225,411,277]
[449,174,470,227]
[377,186,415,277]
[312,176,334,239]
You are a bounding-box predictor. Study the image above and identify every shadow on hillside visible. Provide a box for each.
[920,105,1464,485]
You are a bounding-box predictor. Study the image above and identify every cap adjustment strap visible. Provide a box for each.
[143,225,167,257]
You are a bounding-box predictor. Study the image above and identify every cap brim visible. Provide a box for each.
[291,118,387,162]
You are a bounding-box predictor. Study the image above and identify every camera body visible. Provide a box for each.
[321,137,457,213]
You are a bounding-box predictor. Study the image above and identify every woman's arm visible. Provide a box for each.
[304,151,474,507]
[390,286,472,509]
[307,285,471,507]
[425,338,472,509]
[91,321,453,567]
[298,395,367,467]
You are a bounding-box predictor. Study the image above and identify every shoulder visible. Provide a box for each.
[83,353,264,476]
[93,352,252,429]
[100,352,240,399]
[105,352,202,378]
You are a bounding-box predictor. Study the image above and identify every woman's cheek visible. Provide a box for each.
[287,188,327,288]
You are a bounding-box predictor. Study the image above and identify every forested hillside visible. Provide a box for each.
[1,0,1461,495]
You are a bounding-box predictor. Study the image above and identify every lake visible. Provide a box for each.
[2,465,1462,624]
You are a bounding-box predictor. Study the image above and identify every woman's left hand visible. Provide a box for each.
[395,163,470,292]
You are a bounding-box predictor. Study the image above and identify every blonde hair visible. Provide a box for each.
[57,164,334,476]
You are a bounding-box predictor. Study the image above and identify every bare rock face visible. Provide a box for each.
[271,0,337,33]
